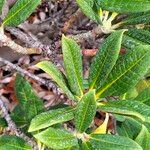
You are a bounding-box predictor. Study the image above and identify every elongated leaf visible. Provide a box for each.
[97,100,150,123]
[123,11,150,25]
[134,87,150,106]
[11,104,28,126]
[89,30,125,89]
[98,0,150,13]
[117,117,142,139]
[62,35,83,98]
[0,0,5,14]
[0,135,32,150]
[76,0,101,24]
[75,90,96,133]
[34,127,78,149]
[135,125,150,150]
[83,134,142,150]
[127,29,150,44]
[3,0,41,26]
[14,74,44,120]
[96,45,150,98]
[122,29,150,50]
[11,74,44,129]
[122,35,146,50]
[123,29,150,49]
[36,61,75,100]
[29,107,75,132]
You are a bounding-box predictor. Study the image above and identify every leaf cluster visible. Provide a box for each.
[0,0,150,150]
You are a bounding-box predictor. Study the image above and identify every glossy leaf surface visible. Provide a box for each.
[75,90,96,133]
[3,0,41,26]
[62,35,83,98]
[29,107,75,132]
[34,127,78,149]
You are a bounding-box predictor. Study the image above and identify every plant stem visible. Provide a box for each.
[0,57,64,97]
[0,96,38,149]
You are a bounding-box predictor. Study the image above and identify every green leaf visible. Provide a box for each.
[15,74,44,120]
[96,45,150,98]
[98,0,150,13]
[34,127,78,149]
[89,30,125,89]
[0,135,32,150]
[134,87,150,106]
[123,11,150,25]
[0,118,7,128]
[122,87,138,100]
[76,0,101,24]
[124,29,150,49]
[36,61,75,100]
[11,74,44,128]
[11,104,28,126]
[2,0,41,26]
[122,29,150,50]
[117,117,142,139]
[75,90,97,133]
[0,0,5,14]
[135,125,150,150]
[122,35,144,50]
[83,134,142,150]
[29,107,75,132]
[62,35,83,98]
[98,100,150,123]
[127,29,150,45]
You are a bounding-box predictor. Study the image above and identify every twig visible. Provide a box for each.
[5,27,58,61]
[0,27,40,55]
[0,95,38,149]
[69,26,103,42]
[62,9,81,33]
[0,57,64,97]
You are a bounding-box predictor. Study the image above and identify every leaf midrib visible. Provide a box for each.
[66,42,83,96]
[96,51,148,97]
[3,0,32,25]
[30,108,75,131]
[91,137,135,147]
[90,38,119,89]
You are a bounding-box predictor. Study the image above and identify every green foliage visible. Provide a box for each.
[117,117,142,139]
[135,125,150,150]
[36,61,75,100]
[123,11,150,25]
[28,107,75,132]
[2,0,41,26]
[89,30,125,89]
[96,45,150,98]
[62,35,84,98]
[75,90,96,133]
[76,0,101,24]
[134,87,150,106]
[98,100,150,123]
[1,1,150,149]
[32,29,149,149]
[83,134,142,150]
[0,135,32,150]
[34,127,78,149]
[97,0,150,13]
[0,0,5,14]
[0,118,7,128]
[11,74,44,129]
[122,29,150,50]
